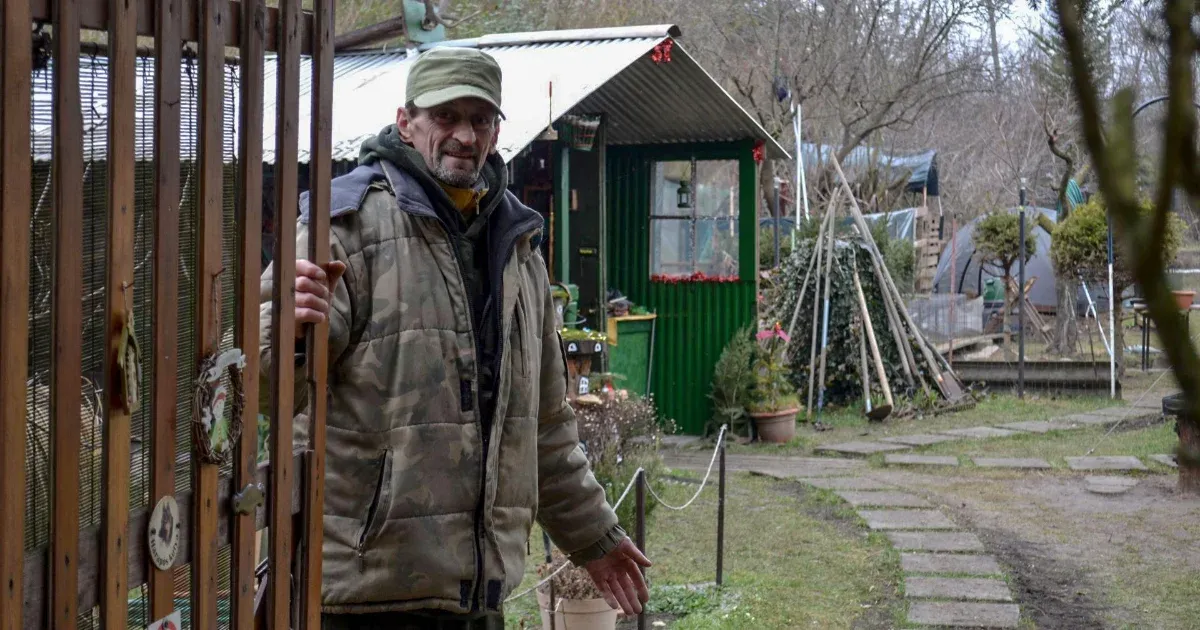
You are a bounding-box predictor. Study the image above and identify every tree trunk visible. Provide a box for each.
[1179,417,1200,495]
[986,0,1003,87]
[1001,275,1012,360]
[1050,278,1080,356]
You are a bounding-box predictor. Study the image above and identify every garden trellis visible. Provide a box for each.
[1,1,335,628]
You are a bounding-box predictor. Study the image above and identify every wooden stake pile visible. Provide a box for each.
[784,155,969,422]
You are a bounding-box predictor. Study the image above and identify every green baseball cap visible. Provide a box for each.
[406,47,505,119]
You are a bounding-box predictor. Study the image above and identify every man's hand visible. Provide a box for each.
[583,537,652,616]
[294,259,347,338]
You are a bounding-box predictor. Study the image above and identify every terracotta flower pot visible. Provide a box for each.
[537,590,619,630]
[749,407,799,443]
[1173,290,1196,310]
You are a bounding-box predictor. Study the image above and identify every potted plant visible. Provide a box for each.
[747,323,800,442]
[536,549,619,630]
[708,327,756,440]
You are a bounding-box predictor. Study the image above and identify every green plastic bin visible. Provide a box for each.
[606,314,656,396]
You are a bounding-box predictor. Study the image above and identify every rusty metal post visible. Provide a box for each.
[543,530,555,630]
[636,470,647,630]
[716,439,726,587]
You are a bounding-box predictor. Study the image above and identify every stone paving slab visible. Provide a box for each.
[1094,406,1157,418]
[901,553,1004,575]
[905,577,1013,601]
[816,441,911,456]
[859,509,957,530]
[664,453,864,478]
[972,457,1052,469]
[1149,454,1178,468]
[1066,456,1149,471]
[939,426,1021,439]
[836,490,931,508]
[880,434,962,446]
[1085,475,1139,495]
[884,454,960,467]
[797,476,895,490]
[888,532,986,552]
[907,602,1020,628]
[997,420,1075,434]
[1058,413,1119,426]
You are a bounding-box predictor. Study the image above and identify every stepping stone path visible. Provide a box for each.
[1085,475,1139,495]
[908,602,1021,628]
[1149,454,1178,468]
[901,553,1003,576]
[906,576,1013,601]
[1066,456,1149,471]
[888,532,986,552]
[797,476,894,490]
[972,457,1052,470]
[997,420,1073,434]
[816,441,911,456]
[884,454,960,467]
[939,426,1021,439]
[860,509,958,530]
[836,490,931,508]
[1058,412,1120,426]
[880,434,962,446]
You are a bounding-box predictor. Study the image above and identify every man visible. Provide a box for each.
[259,46,651,629]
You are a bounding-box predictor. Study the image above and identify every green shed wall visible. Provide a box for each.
[606,142,759,435]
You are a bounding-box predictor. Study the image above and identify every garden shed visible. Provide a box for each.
[267,24,788,434]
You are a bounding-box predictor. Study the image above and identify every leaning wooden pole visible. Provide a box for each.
[815,200,838,415]
[786,189,839,344]
[805,201,834,419]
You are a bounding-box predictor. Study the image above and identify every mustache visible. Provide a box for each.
[438,140,477,158]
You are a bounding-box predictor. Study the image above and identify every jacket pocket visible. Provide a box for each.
[355,448,392,571]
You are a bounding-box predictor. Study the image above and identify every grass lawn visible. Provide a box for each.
[724,392,1121,456]
[907,420,1178,468]
[503,472,902,629]
[1105,549,1200,630]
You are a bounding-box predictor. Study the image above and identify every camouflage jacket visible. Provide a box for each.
[257,156,622,615]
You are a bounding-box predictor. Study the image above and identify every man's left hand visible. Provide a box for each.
[583,537,652,615]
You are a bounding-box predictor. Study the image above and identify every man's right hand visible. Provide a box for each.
[294,259,347,338]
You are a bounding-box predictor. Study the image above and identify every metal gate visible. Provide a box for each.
[1,0,334,628]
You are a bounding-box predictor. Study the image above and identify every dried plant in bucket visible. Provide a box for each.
[536,548,619,630]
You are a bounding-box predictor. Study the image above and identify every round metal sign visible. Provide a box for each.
[148,495,181,571]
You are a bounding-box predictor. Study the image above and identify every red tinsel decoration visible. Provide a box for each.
[651,272,740,284]
[752,139,765,164]
[650,39,674,64]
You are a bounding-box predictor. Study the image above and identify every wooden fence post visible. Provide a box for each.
[270,0,303,626]
[0,1,33,628]
[101,0,137,624]
[233,0,267,628]
[300,0,335,627]
[149,0,183,621]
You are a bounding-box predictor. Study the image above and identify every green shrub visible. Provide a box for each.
[1050,195,1183,291]
[708,327,756,437]
[748,324,800,414]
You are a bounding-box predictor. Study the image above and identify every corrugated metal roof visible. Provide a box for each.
[262,24,788,163]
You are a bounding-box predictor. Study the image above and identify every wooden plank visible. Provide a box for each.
[270,0,302,625]
[0,1,33,628]
[231,0,266,627]
[149,0,183,621]
[49,0,84,627]
[29,0,315,54]
[301,0,334,625]
[100,0,137,625]
[23,453,306,629]
[192,0,227,628]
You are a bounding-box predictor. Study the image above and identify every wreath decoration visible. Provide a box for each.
[192,348,247,465]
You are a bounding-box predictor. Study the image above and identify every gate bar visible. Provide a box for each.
[149,0,183,620]
[269,0,303,625]
[232,0,266,628]
[300,0,335,626]
[0,1,33,628]
[50,0,85,625]
[193,0,230,627]
[100,0,138,624]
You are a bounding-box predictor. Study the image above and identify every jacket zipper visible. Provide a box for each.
[355,449,390,572]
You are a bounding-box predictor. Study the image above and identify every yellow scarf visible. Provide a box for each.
[439,182,488,221]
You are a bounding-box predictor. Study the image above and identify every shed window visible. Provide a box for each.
[649,160,739,279]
